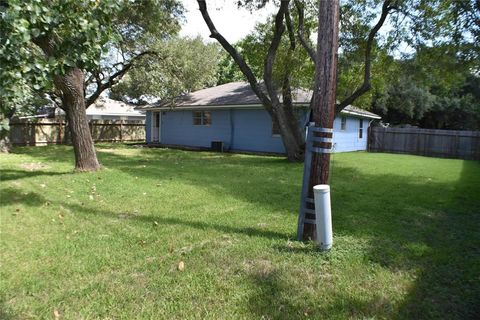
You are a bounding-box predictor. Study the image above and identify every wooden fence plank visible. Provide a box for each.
[369,127,480,160]
[9,119,145,146]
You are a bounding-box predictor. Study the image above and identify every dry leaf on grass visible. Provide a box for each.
[53,308,61,319]
[178,261,185,271]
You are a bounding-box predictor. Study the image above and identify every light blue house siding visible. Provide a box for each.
[146,108,371,153]
[332,117,368,152]
[161,110,233,149]
[231,109,288,153]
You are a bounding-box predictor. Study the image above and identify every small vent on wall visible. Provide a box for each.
[211,141,224,152]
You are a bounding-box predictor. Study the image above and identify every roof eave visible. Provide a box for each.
[340,109,381,119]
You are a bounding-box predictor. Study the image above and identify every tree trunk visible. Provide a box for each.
[302,0,340,240]
[272,104,305,161]
[55,68,100,171]
[197,0,305,162]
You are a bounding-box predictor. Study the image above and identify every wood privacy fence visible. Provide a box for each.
[9,119,145,146]
[368,127,480,160]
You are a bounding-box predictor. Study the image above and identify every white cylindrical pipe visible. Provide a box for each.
[313,184,333,250]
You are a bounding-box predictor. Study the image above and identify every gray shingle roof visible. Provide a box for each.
[341,105,381,119]
[136,82,311,109]
[137,81,381,119]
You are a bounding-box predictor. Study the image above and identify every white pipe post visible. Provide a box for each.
[313,185,333,250]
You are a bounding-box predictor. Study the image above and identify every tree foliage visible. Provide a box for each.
[373,50,480,130]
[0,0,120,110]
[110,37,221,103]
[85,0,183,107]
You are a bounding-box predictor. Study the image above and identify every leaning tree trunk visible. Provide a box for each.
[272,105,305,161]
[197,0,305,162]
[301,0,340,240]
[55,68,100,171]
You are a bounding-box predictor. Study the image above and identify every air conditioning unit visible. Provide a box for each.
[211,141,224,152]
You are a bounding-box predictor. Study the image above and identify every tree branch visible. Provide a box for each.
[197,0,273,109]
[85,51,155,107]
[282,5,296,110]
[336,0,394,112]
[294,0,316,64]
[263,0,289,108]
[285,6,296,51]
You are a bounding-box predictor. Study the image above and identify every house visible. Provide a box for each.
[54,97,146,121]
[137,82,380,154]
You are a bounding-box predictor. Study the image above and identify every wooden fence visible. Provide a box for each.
[9,119,145,146]
[368,127,480,160]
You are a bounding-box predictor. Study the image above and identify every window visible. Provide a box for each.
[341,117,347,130]
[272,120,281,136]
[359,119,364,139]
[193,111,211,126]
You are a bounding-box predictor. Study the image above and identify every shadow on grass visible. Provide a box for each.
[0,187,47,207]
[4,146,480,318]
[247,160,480,319]
[391,160,480,319]
[247,271,397,319]
[0,169,68,182]
[94,147,303,214]
[51,148,480,317]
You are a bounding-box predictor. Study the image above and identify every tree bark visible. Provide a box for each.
[33,35,100,171]
[55,68,100,171]
[302,0,340,240]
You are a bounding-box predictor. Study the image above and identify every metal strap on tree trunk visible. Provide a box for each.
[309,127,333,133]
[311,137,333,143]
[309,147,332,154]
[297,125,334,240]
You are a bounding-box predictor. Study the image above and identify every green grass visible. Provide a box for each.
[1,144,479,319]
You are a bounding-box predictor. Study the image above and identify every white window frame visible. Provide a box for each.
[193,111,211,126]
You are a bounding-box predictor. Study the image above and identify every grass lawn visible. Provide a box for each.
[1,145,479,319]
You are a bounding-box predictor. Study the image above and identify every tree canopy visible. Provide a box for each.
[0,0,121,117]
[110,37,221,103]
[226,0,479,130]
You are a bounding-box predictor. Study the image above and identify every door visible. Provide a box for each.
[152,112,161,143]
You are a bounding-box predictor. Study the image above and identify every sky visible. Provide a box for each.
[178,1,414,56]
[179,0,276,43]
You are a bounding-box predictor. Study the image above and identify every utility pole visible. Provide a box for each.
[298,0,340,241]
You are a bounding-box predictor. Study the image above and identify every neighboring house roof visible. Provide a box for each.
[56,98,145,118]
[138,82,380,119]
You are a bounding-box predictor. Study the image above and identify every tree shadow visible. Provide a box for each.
[391,160,480,319]
[92,147,302,214]
[246,269,397,319]
[4,146,479,318]
[0,187,48,207]
[55,150,480,318]
[269,159,480,319]
[0,169,68,182]
[0,300,16,320]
